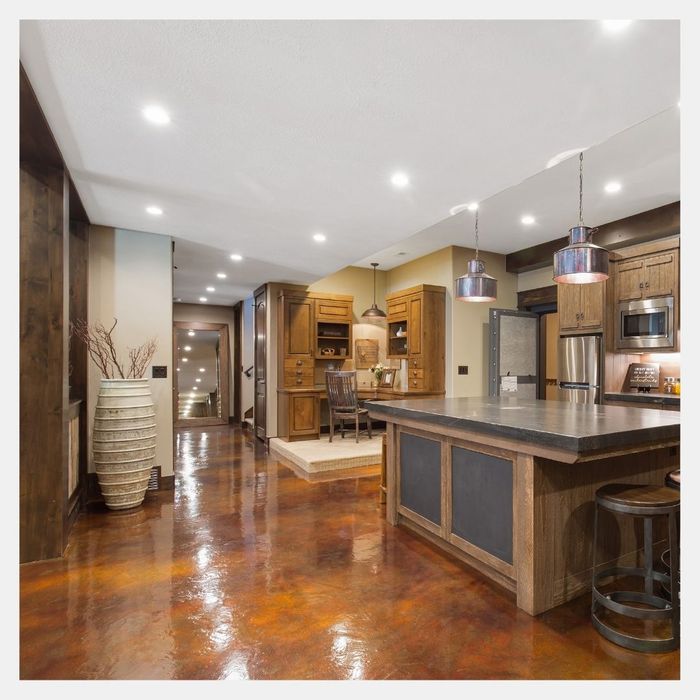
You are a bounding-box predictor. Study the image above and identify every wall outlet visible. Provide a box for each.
[458,365,469,375]
[152,365,167,379]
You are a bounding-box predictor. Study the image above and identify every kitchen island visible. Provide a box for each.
[366,396,680,615]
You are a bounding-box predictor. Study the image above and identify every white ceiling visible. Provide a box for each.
[355,106,680,269]
[20,19,679,302]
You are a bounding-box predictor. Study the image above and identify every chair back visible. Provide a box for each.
[325,371,358,412]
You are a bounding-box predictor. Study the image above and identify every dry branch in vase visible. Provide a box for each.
[71,318,157,379]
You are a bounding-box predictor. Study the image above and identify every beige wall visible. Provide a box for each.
[173,302,237,418]
[451,246,518,397]
[517,265,555,292]
[88,226,174,476]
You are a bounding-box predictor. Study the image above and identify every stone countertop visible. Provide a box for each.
[366,396,680,454]
[604,391,680,406]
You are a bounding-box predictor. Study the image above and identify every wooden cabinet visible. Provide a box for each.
[614,250,678,304]
[315,294,353,359]
[557,281,605,334]
[279,292,315,388]
[385,285,446,392]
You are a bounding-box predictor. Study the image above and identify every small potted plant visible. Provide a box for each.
[369,362,386,388]
[72,319,158,511]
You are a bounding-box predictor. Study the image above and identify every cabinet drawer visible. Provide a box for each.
[408,368,424,380]
[283,358,314,370]
[284,369,314,387]
[387,299,408,318]
[407,377,425,390]
[407,356,424,369]
[316,299,352,321]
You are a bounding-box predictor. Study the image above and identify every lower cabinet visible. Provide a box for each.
[277,391,320,441]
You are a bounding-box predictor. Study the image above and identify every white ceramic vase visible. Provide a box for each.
[93,378,156,510]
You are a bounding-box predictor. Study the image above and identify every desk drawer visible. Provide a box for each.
[407,356,424,370]
[408,368,424,380]
[284,369,314,387]
[284,358,314,370]
[407,377,425,390]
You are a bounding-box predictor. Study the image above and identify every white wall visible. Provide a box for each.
[88,226,174,476]
[517,265,555,292]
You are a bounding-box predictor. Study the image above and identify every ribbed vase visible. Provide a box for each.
[93,378,156,510]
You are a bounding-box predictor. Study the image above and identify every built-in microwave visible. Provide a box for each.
[616,297,674,350]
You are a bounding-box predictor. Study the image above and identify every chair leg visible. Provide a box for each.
[367,415,372,439]
[644,516,653,596]
[329,411,334,443]
[355,413,359,443]
[341,418,345,439]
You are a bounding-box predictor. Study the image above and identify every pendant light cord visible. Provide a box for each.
[474,209,480,259]
[372,263,377,304]
[579,151,584,226]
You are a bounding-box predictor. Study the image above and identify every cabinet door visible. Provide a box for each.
[285,297,314,358]
[644,252,676,299]
[615,259,645,302]
[289,394,319,438]
[408,294,422,356]
[579,282,604,330]
[316,298,352,321]
[557,284,581,332]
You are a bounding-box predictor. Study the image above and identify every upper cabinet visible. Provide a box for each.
[558,281,605,334]
[385,284,446,392]
[614,251,677,304]
[315,294,353,360]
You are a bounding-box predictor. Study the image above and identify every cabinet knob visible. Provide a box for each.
[296,360,302,366]
[412,360,417,367]
[645,281,649,288]
[639,282,644,289]
[412,380,417,387]
[295,370,302,376]
[413,371,417,377]
[296,379,302,385]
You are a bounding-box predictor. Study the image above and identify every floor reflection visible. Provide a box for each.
[20,425,679,680]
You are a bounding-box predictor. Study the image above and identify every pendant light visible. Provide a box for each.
[455,207,497,302]
[553,152,609,284]
[361,262,387,319]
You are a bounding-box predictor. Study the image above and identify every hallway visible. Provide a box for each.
[20,426,679,680]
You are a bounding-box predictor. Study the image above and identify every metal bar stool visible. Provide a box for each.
[591,483,680,653]
[661,470,680,598]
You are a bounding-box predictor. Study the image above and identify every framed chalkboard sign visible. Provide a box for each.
[628,362,659,388]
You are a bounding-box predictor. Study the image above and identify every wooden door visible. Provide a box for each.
[254,287,267,441]
[289,394,319,438]
[579,282,604,330]
[557,284,581,332]
[408,294,423,356]
[615,259,645,302]
[544,312,560,401]
[285,297,314,358]
[644,252,676,298]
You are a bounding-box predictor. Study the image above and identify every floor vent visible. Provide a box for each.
[147,465,161,491]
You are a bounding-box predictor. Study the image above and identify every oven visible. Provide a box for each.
[616,297,674,350]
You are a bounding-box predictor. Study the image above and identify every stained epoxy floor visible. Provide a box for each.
[20,425,679,680]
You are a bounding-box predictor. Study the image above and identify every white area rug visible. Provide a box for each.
[269,434,383,474]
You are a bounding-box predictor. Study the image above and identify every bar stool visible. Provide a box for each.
[661,470,680,598]
[591,483,680,653]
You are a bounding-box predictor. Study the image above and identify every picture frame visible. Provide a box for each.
[379,368,396,388]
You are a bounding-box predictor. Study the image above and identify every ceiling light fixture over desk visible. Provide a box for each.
[455,206,498,302]
[361,263,387,319]
[553,151,610,284]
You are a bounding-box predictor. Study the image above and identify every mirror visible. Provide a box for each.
[174,322,230,426]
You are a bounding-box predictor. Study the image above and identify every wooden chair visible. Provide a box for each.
[325,371,372,443]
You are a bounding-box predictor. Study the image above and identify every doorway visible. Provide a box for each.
[254,285,267,441]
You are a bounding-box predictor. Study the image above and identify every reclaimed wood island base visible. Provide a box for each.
[366,397,680,616]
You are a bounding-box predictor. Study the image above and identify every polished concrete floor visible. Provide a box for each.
[20,425,679,680]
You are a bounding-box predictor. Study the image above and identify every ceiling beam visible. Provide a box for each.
[505,201,680,273]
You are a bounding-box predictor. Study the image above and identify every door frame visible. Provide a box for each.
[253,284,267,441]
[232,301,242,424]
[172,320,230,428]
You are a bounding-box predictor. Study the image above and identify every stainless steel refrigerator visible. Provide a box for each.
[557,335,601,404]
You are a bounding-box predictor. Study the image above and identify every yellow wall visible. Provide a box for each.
[88,225,174,476]
[173,303,237,418]
[517,265,555,292]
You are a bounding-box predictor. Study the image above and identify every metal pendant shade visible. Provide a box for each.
[553,152,609,284]
[455,208,497,302]
[361,263,387,319]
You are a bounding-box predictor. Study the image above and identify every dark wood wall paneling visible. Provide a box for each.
[20,64,90,563]
[506,201,680,273]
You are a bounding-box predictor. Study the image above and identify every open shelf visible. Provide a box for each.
[316,320,351,359]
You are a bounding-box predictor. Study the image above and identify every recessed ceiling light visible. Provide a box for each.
[230,254,243,261]
[184,345,192,352]
[602,20,632,32]
[449,202,479,216]
[146,205,163,216]
[216,272,227,279]
[467,202,479,212]
[199,296,208,302]
[604,181,622,194]
[206,286,215,293]
[182,357,188,362]
[313,232,326,243]
[199,368,205,372]
[187,330,195,337]
[521,215,536,225]
[390,172,410,189]
[196,378,202,383]
[546,147,588,169]
[142,105,171,125]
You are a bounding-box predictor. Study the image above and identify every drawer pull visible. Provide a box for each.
[296,360,302,366]
[296,379,302,385]
[296,370,302,375]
